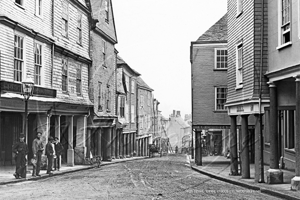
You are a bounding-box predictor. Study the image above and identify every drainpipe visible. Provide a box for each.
[51,44,54,88]
[259,0,265,183]
[190,42,195,159]
[51,0,55,88]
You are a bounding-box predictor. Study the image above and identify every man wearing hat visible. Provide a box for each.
[45,136,54,175]
[13,134,28,179]
[32,132,44,177]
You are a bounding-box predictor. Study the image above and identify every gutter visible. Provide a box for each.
[258,0,265,183]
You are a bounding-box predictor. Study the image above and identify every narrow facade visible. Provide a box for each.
[166,111,190,154]
[265,0,300,189]
[136,77,154,157]
[0,0,92,167]
[87,0,118,161]
[116,56,140,158]
[190,14,230,165]
[226,0,269,181]
[51,0,92,166]
[0,0,56,166]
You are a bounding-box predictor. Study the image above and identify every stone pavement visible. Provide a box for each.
[0,156,147,185]
[187,155,300,200]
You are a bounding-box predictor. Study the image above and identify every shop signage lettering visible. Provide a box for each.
[237,105,244,112]
[0,80,56,98]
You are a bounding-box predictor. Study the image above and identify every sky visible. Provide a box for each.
[113,0,227,118]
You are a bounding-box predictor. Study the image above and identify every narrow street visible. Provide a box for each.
[0,155,281,200]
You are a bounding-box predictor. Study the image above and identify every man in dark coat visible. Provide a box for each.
[13,134,28,179]
[54,137,64,171]
[32,132,44,177]
[45,137,54,174]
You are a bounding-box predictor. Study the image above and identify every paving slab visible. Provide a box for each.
[188,155,300,200]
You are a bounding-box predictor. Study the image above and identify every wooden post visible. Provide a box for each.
[241,115,250,179]
[230,116,238,175]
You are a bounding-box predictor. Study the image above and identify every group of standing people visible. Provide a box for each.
[13,132,64,179]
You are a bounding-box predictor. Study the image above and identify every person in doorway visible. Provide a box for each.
[54,137,64,171]
[175,146,178,154]
[45,137,54,174]
[32,132,44,177]
[13,134,28,179]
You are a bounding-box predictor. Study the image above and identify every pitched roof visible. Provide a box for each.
[137,77,154,91]
[197,14,227,42]
[117,55,141,76]
[89,0,118,43]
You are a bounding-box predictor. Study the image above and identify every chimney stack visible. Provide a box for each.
[173,110,176,117]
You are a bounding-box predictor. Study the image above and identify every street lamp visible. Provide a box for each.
[21,78,34,138]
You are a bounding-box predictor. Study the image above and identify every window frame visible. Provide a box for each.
[140,95,144,108]
[131,104,135,123]
[98,82,102,111]
[15,0,25,8]
[35,0,43,18]
[102,39,106,67]
[61,58,68,92]
[106,85,111,112]
[77,11,82,45]
[120,96,125,118]
[34,42,42,85]
[61,0,69,38]
[147,92,150,106]
[14,34,24,82]
[236,42,243,89]
[131,79,135,94]
[215,87,228,111]
[281,110,295,150]
[236,0,243,17]
[278,0,292,47]
[76,65,82,95]
[125,75,129,93]
[214,48,228,70]
[104,0,109,23]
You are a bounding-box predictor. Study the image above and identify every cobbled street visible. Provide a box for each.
[0,155,281,200]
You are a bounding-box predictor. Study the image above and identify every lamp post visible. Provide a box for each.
[21,78,34,140]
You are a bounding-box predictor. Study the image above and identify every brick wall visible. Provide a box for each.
[90,0,118,42]
[192,43,230,126]
[90,31,116,116]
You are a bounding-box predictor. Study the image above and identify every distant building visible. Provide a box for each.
[166,110,190,153]
[116,56,140,158]
[136,77,154,157]
[190,14,230,158]
[87,0,118,161]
